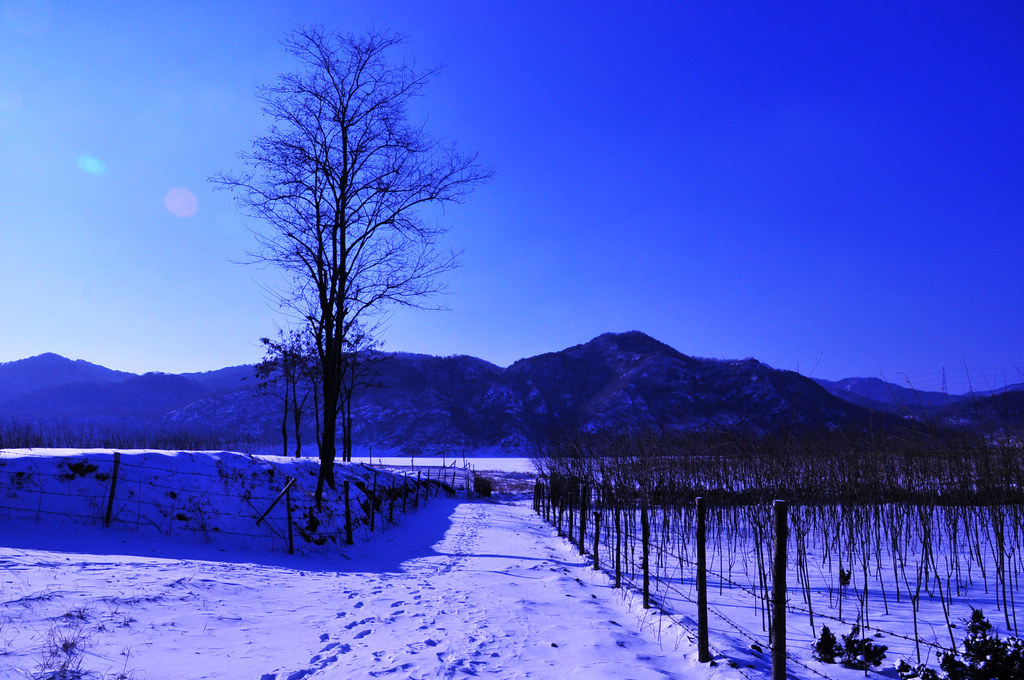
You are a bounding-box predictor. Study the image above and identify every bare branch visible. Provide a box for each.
[211,26,490,499]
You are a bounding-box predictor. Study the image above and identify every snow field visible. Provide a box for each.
[1,449,723,679]
[0,449,460,556]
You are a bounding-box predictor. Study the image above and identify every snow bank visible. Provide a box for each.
[0,448,456,557]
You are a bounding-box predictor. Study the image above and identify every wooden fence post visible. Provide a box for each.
[389,478,395,524]
[641,499,651,609]
[256,476,297,552]
[567,481,575,541]
[614,501,622,588]
[578,484,588,556]
[286,482,294,555]
[344,480,353,545]
[593,510,602,570]
[697,496,711,662]
[104,451,121,527]
[556,489,564,536]
[369,471,378,532]
[773,500,788,680]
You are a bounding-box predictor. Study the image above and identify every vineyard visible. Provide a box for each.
[533,430,1024,679]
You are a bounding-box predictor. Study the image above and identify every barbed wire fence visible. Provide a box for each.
[533,471,1023,678]
[0,450,463,555]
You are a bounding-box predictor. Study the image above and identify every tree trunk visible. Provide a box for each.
[315,399,339,506]
[280,400,289,458]
[313,385,322,456]
[344,395,354,463]
[291,381,303,457]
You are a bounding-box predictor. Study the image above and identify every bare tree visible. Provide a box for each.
[339,321,383,463]
[254,341,290,458]
[256,329,311,457]
[214,27,489,501]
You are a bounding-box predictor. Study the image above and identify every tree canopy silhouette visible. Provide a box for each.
[214,27,489,501]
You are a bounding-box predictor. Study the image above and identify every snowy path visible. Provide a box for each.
[2,498,719,680]
[264,500,706,680]
[262,499,714,679]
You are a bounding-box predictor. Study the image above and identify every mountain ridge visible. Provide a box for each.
[2,333,1018,453]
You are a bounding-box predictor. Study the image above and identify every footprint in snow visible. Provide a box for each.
[354,629,372,640]
[345,617,374,630]
[368,662,414,677]
[406,638,439,654]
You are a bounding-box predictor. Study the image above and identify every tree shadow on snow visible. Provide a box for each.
[0,497,465,575]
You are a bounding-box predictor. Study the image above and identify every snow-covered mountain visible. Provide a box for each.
[0,352,134,402]
[813,375,1024,428]
[3,332,1011,453]
[813,376,958,415]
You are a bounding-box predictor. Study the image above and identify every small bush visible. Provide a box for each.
[898,609,1024,680]
[841,625,888,669]
[814,624,887,670]
[813,626,842,664]
[897,660,941,680]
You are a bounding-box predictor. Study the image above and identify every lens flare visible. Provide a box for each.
[164,187,198,218]
[76,155,106,176]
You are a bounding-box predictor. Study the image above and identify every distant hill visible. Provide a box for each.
[0,353,134,403]
[178,365,255,393]
[1,373,210,422]
[495,332,871,438]
[813,375,1024,430]
[171,331,890,454]
[938,391,1024,433]
[2,333,1020,453]
[813,376,958,415]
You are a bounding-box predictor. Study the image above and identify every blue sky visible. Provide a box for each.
[1,1,1021,394]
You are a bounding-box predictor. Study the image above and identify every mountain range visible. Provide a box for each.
[1,332,1020,454]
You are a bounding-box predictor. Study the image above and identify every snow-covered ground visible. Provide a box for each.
[0,449,718,679]
[5,448,1016,679]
